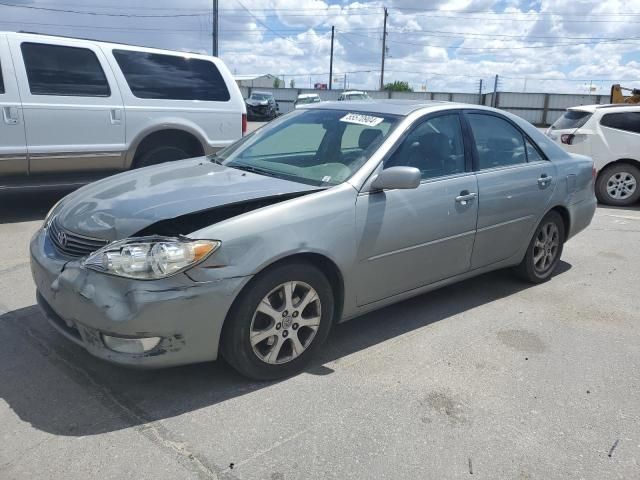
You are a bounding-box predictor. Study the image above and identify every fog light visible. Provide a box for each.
[102,334,161,354]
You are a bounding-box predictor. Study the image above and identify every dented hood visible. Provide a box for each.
[55,158,318,241]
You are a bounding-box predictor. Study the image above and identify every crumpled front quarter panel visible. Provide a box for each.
[187,184,360,312]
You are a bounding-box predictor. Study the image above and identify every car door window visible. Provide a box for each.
[525,138,545,162]
[21,42,110,97]
[600,112,640,134]
[0,61,4,94]
[467,113,526,169]
[385,113,466,179]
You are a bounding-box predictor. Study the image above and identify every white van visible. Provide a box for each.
[0,32,246,189]
[547,104,640,206]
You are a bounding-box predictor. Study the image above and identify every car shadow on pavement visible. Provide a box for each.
[0,261,571,437]
[0,190,70,224]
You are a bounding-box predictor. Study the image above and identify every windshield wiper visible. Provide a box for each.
[228,163,279,178]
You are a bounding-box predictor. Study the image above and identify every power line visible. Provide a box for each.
[0,1,205,17]
[346,31,640,51]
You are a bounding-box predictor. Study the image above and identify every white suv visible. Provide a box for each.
[0,32,245,190]
[547,104,640,206]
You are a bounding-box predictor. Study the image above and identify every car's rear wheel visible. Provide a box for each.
[221,261,334,380]
[596,164,640,206]
[515,211,565,283]
[136,145,190,168]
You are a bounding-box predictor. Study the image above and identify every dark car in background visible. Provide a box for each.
[245,91,278,120]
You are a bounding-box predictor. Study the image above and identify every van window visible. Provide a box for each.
[21,42,110,97]
[112,50,230,101]
[600,112,640,134]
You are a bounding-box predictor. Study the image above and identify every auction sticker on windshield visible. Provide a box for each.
[340,113,384,127]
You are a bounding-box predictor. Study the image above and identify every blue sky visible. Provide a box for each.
[0,0,638,93]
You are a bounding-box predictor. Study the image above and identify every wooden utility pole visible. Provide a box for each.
[329,26,335,90]
[212,0,218,56]
[492,74,499,107]
[478,79,483,105]
[380,7,388,91]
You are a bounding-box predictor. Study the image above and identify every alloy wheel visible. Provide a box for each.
[249,281,322,364]
[533,222,560,273]
[606,171,637,200]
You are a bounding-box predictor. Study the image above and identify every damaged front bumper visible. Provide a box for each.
[29,227,250,368]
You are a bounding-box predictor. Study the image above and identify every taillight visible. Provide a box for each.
[242,113,247,136]
[561,134,575,145]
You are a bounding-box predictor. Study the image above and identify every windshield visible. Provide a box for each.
[215,109,400,186]
[551,110,592,130]
[250,93,271,101]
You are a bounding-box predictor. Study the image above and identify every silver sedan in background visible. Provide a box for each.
[30,101,596,380]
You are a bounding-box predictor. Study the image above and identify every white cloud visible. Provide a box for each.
[0,0,638,93]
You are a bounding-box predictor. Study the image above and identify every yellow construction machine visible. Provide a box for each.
[610,84,640,104]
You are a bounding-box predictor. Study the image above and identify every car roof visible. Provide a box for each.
[301,99,458,116]
[1,31,216,60]
[251,91,273,96]
[298,93,320,98]
[342,91,366,95]
[569,104,640,114]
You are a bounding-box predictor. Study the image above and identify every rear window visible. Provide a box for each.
[113,49,230,101]
[21,42,110,97]
[600,112,640,134]
[550,110,592,130]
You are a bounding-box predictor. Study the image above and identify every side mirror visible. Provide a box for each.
[370,166,421,191]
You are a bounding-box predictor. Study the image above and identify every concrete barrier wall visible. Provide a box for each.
[240,86,609,125]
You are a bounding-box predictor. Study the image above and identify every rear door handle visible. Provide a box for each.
[455,191,477,205]
[538,174,553,187]
[2,106,19,125]
[110,109,122,124]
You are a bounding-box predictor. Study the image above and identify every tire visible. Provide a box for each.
[135,145,190,168]
[596,163,640,206]
[515,211,565,283]
[221,261,334,380]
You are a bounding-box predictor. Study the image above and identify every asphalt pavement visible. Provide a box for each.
[0,184,639,479]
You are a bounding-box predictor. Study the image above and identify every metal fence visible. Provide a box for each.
[239,86,609,126]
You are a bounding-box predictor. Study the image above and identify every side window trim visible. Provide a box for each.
[461,109,548,172]
[381,110,472,183]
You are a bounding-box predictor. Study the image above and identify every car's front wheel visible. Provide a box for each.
[221,261,334,380]
[515,211,565,283]
[596,163,640,206]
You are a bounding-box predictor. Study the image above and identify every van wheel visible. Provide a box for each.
[596,164,640,206]
[136,145,190,168]
[221,261,334,380]
[515,211,565,283]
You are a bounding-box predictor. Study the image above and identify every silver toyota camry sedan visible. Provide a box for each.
[30,101,596,379]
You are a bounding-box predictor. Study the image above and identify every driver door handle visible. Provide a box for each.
[455,191,477,205]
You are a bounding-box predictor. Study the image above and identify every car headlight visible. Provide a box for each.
[83,237,220,280]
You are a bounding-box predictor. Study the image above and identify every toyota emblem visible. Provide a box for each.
[57,230,68,248]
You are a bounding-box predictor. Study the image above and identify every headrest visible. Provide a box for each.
[488,137,517,151]
[358,129,383,149]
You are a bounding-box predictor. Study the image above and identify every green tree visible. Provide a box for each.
[384,80,412,92]
[289,78,296,88]
[273,77,281,88]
